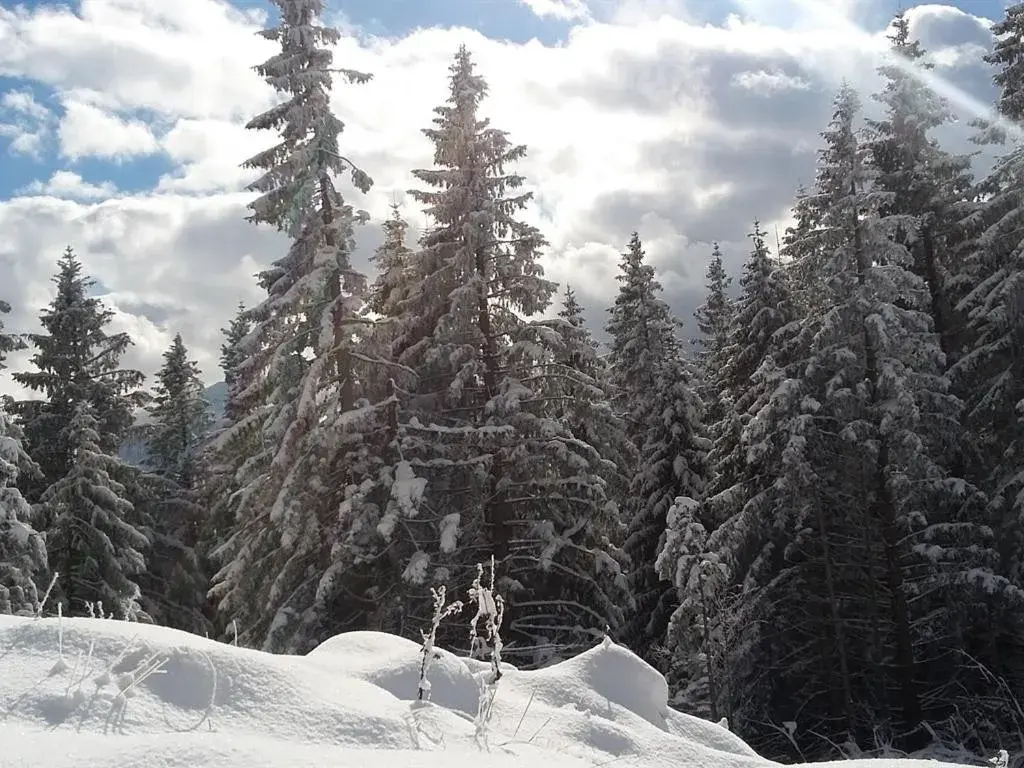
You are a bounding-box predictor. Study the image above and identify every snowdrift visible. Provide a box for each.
[0,615,966,768]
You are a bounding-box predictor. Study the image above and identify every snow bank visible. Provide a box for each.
[0,615,968,768]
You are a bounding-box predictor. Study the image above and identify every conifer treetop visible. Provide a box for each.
[987,3,1024,123]
[243,0,371,236]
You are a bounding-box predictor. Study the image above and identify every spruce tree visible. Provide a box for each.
[209,0,385,652]
[198,306,256,634]
[547,286,634,478]
[12,248,146,503]
[131,334,212,633]
[712,84,1018,759]
[606,233,682,437]
[702,223,798,529]
[369,202,414,319]
[41,404,148,618]
[952,2,1024,589]
[371,46,629,665]
[147,334,212,486]
[863,13,973,360]
[692,243,733,428]
[606,233,707,669]
[0,397,47,615]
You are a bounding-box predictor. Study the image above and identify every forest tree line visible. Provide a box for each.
[2,0,1024,763]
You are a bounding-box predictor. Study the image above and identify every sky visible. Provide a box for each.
[0,0,1012,394]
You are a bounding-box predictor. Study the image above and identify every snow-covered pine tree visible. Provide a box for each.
[543,287,635,493]
[702,223,798,529]
[606,233,707,669]
[12,248,147,504]
[219,302,251,425]
[658,224,802,718]
[692,243,733,428]
[41,404,148,618]
[719,83,1019,760]
[369,202,414,320]
[130,334,212,633]
[863,12,973,360]
[197,306,255,633]
[209,0,385,652]
[606,232,683,437]
[374,46,629,665]
[0,367,47,614]
[951,2,1024,590]
[146,333,212,487]
[655,497,728,719]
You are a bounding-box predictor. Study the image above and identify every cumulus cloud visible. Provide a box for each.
[732,69,811,92]
[0,88,52,157]
[0,193,287,396]
[155,118,266,194]
[520,0,591,21]
[18,170,118,200]
[0,0,1005,396]
[58,100,160,160]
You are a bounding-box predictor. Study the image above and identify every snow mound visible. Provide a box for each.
[0,615,972,768]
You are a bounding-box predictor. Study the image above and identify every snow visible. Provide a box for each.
[0,614,971,768]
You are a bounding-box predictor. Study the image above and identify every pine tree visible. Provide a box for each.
[702,223,799,529]
[606,233,707,669]
[219,302,251,425]
[371,46,629,665]
[952,2,1024,589]
[863,12,973,360]
[131,334,212,633]
[369,202,414,319]
[12,248,146,503]
[147,334,212,486]
[606,233,682,437]
[713,84,1020,759]
[692,243,733,428]
[209,0,384,652]
[198,306,256,634]
[0,399,47,615]
[41,404,148,618]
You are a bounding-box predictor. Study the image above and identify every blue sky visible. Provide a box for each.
[0,0,1009,202]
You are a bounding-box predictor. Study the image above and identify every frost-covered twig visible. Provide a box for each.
[34,572,58,619]
[418,586,462,701]
[51,602,68,674]
[468,556,505,679]
[468,557,505,748]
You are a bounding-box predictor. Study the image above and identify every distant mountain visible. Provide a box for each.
[117,381,228,468]
[204,381,229,423]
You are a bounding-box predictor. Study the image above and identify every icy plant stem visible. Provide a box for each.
[35,571,58,619]
[418,586,462,701]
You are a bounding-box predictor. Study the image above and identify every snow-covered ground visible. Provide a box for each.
[0,614,967,768]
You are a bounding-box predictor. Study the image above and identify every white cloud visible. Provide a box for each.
[520,0,591,22]
[156,118,265,194]
[732,69,811,92]
[1,89,49,120]
[18,170,118,200]
[0,0,275,120]
[58,100,159,160]
[0,88,52,157]
[0,0,1001,396]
